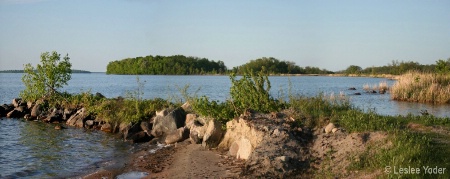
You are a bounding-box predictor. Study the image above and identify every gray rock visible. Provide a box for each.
[155,109,169,117]
[6,108,24,118]
[140,121,151,134]
[66,108,88,128]
[185,113,197,129]
[165,127,189,144]
[128,131,152,143]
[202,119,225,148]
[12,98,22,108]
[43,108,62,123]
[151,108,185,138]
[85,120,95,126]
[189,121,206,144]
[31,103,42,118]
[181,101,192,112]
[120,122,142,140]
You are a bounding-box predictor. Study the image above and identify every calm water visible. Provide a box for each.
[1,73,449,117]
[1,73,450,178]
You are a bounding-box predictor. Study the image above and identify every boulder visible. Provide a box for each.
[66,108,88,128]
[120,122,142,140]
[12,98,23,108]
[202,119,225,148]
[128,131,152,143]
[189,121,206,144]
[229,137,252,160]
[85,120,95,126]
[155,109,169,117]
[325,123,335,134]
[0,105,6,117]
[185,113,198,129]
[31,103,42,118]
[165,127,189,144]
[15,106,26,113]
[348,87,357,90]
[218,118,264,151]
[62,108,75,121]
[27,101,34,109]
[151,108,185,138]
[100,123,113,133]
[140,121,151,135]
[43,108,62,123]
[7,109,24,118]
[181,101,192,112]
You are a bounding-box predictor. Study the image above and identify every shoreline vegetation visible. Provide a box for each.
[0,69,91,73]
[2,52,450,178]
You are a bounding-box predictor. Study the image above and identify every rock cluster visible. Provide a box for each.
[1,99,225,147]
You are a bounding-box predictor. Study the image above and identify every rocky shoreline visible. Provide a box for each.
[1,97,391,178]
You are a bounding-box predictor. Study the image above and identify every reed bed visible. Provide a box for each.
[362,81,388,93]
[391,71,450,104]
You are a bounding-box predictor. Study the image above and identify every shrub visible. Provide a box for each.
[229,68,281,115]
[21,51,72,103]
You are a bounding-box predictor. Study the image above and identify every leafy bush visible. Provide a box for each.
[191,96,234,124]
[21,51,72,103]
[229,68,281,114]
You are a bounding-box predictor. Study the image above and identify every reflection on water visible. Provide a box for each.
[0,119,130,178]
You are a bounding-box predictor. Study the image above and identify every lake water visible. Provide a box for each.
[1,73,450,178]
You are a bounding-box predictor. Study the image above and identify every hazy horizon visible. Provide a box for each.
[1,0,449,72]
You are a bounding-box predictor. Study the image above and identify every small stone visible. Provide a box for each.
[273,128,280,136]
[325,123,335,134]
[332,128,339,133]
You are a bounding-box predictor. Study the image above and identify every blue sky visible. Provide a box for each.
[0,0,449,72]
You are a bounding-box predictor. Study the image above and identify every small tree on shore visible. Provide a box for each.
[20,51,72,102]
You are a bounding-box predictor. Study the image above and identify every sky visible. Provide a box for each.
[0,0,449,72]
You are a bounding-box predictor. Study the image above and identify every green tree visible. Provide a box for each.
[345,65,362,75]
[20,51,72,102]
[435,59,450,74]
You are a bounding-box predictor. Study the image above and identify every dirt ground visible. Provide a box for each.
[81,140,244,179]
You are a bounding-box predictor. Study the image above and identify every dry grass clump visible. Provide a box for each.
[390,71,450,104]
[362,81,388,93]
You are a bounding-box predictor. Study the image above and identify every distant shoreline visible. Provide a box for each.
[0,69,92,73]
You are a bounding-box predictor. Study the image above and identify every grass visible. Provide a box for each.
[391,71,450,104]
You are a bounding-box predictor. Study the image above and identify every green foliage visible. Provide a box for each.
[229,68,281,114]
[191,96,235,124]
[338,109,405,132]
[288,93,352,128]
[349,130,450,179]
[106,55,227,75]
[435,59,450,74]
[233,57,333,75]
[344,65,362,75]
[344,59,450,75]
[20,51,72,102]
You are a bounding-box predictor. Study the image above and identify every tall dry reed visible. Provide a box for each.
[390,71,450,104]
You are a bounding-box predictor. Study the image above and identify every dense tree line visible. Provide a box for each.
[106,55,227,75]
[341,59,450,75]
[0,69,90,73]
[232,57,334,75]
